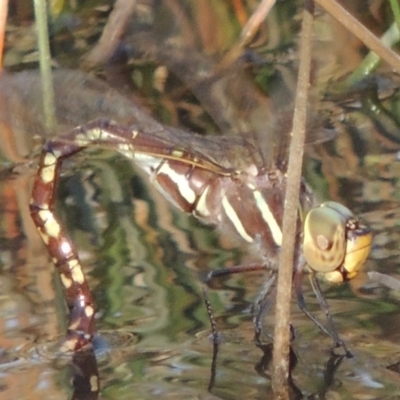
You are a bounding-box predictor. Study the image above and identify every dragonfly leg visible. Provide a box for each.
[252,271,278,346]
[202,264,267,339]
[202,285,219,391]
[202,263,268,391]
[202,264,275,344]
[202,263,268,283]
[294,270,352,358]
[202,285,219,345]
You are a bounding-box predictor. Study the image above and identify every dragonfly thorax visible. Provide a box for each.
[134,153,314,261]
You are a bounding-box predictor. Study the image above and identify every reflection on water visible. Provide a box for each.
[0,144,400,399]
[2,1,400,399]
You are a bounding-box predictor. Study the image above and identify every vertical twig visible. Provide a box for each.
[272,1,314,398]
[0,0,8,70]
[33,0,56,133]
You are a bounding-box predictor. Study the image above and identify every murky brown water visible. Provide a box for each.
[2,1,400,399]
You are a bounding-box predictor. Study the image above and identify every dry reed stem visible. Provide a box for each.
[272,1,314,398]
[316,0,400,74]
[33,0,56,133]
[239,0,276,46]
[0,0,7,69]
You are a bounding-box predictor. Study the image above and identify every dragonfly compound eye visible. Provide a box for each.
[303,201,372,283]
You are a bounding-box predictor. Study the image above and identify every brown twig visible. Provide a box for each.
[315,0,400,74]
[219,0,276,71]
[239,0,276,47]
[272,1,314,398]
[83,0,137,68]
[0,0,7,70]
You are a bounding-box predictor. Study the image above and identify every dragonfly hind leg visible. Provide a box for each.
[201,263,271,344]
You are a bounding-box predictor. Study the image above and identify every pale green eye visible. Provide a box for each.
[303,201,372,283]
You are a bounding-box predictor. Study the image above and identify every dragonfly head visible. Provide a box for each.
[303,201,372,283]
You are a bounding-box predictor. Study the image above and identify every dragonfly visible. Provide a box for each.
[25,66,373,352]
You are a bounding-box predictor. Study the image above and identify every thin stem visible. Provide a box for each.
[346,22,400,86]
[239,0,276,47]
[271,1,314,398]
[390,0,400,35]
[0,0,8,70]
[219,0,276,71]
[83,0,137,68]
[315,0,400,76]
[33,0,56,133]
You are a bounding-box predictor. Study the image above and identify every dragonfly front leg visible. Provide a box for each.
[30,119,135,351]
[293,268,352,357]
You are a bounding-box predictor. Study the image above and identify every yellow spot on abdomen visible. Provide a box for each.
[41,164,56,184]
[68,259,85,284]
